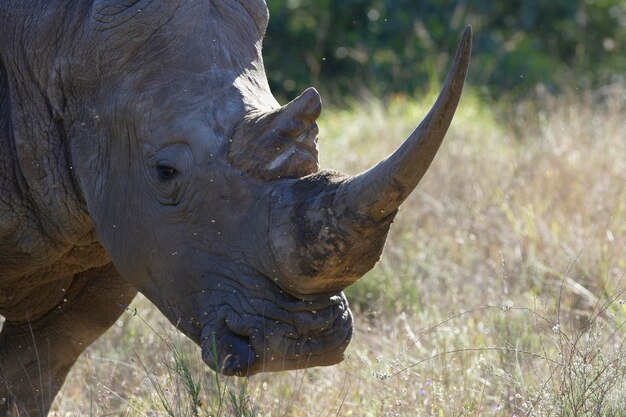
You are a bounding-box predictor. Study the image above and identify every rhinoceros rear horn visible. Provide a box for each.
[340,26,472,221]
[229,88,322,180]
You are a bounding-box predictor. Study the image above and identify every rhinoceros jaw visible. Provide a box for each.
[197,273,353,376]
[201,329,256,377]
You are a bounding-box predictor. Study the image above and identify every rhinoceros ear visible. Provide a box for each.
[228,88,322,181]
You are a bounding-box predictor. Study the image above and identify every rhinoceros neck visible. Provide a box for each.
[0,51,105,286]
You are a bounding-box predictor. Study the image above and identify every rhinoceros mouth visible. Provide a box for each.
[197,272,352,376]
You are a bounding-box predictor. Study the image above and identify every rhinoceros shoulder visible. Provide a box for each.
[0,54,109,298]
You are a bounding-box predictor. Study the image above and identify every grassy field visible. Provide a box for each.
[51,88,625,416]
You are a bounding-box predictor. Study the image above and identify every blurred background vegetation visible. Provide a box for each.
[264,0,626,102]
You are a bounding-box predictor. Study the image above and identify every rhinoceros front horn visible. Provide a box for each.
[340,26,472,222]
[268,27,472,297]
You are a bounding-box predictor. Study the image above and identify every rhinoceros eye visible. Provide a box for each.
[151,145,193,206]
[156,163,178,181]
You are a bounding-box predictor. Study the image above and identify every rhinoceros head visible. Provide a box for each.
[59,1,471,375]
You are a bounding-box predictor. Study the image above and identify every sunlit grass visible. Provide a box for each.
[51,88,625,416]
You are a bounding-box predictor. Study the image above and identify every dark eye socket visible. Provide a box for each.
[156,164,178,181]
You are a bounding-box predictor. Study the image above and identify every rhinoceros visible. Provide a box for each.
[0,1,471,415]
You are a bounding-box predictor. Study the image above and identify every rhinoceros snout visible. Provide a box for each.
[198,286,353,376]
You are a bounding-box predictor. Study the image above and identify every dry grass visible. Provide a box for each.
[50,88,625,416]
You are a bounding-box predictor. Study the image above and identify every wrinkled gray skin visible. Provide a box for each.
[0,1,471,415]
